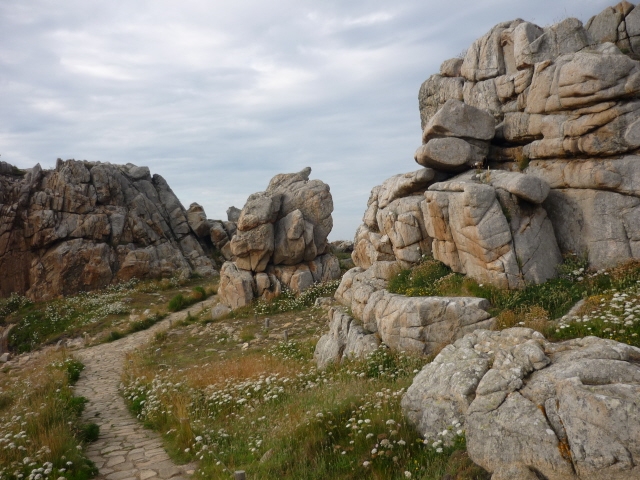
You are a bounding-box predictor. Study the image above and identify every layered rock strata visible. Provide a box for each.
[0,159,216,300]
[218,168,341,309]
[401,327,640,480]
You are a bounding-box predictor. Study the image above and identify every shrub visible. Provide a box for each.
[79,422,100,442]
[108,331,124,342]
[168,294,187,312]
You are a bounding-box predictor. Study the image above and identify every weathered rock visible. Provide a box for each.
[230,223,274,272]
[330,240,354,253]
[542,188,640,270]
[418,75,465,129]
[211,303,231,320]
[461,20,523,82]
[402,328,640,480]
[313,307,380,369]
[422,99,497,143]
[415,137,487,171]
[440,58,464,78]
[219,168,340,309]
[226,206,241,222]
[186,203,210,238]
[424,171,561,288]
[376,169,435,209]
[0,160,216,300]
[334,264,494,355]
[218,262,255,309]
[237,192,281,231]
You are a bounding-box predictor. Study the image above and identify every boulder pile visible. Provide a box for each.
[0,159,216,301]
[218,168,341,309]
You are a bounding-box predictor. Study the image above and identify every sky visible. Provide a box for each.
[0,0,615,240]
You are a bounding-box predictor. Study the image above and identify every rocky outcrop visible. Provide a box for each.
[0,159,216,301]
[218,168,341,309]
[401,327,640,480]
[313,307,380,369]
[320,262,495,360]
[353,2,640,288]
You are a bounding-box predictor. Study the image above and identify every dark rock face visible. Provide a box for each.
[0,159,216,300]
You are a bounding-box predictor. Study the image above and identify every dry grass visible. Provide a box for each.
[495,305,550,333]
[184,354,302,389]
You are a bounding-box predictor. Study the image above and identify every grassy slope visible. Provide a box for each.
[0,352,99,480]
[3,255,640,480]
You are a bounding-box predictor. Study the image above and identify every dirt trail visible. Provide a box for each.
[74,299,215,480]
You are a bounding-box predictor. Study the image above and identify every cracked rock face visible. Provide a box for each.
[218,168,341,309]
[401,328,640,480]
[0,159,216,301]
[332,262,495,357]
[353,3,640,288]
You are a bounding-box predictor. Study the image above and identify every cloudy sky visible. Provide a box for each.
[0,0,614,239]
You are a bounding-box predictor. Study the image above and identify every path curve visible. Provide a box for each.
[74,300,214,480]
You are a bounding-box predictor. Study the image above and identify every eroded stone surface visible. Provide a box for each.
[401,328,640,480]
[0,160,216,301]
[219,168,341,309]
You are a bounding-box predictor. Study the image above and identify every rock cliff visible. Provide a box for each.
[218,167,341,309]
[0,159,216,300]
[354,1,640,290]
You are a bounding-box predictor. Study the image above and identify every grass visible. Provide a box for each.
[387,256,640,348]
[122,335,488,480]
[225,280,341,320]
[0,352,99,480]
[1,277,216,353]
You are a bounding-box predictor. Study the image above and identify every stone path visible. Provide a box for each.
[74,300,215,480]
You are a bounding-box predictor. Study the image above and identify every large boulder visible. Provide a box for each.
[0,160,216,300]
[332,263,495,357]
[402,328,640,480]
[424,170,561,288]
[313,307,381,369]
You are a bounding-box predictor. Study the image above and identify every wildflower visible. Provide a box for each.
[404,472,412,478]
[363,461,370,467]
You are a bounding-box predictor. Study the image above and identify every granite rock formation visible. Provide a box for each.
[0,159,216,301]
[353,1,640,291]
[401,327,640,480]
[218,168,341,309]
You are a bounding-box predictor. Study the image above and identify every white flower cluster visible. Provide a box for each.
[556,284,640,343]
[423,420,465,452]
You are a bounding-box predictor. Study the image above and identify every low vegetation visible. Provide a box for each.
[0,352,98,480]
[0,277,216,353]
[225,280,341,319]
[2,252,639,480]
[123,335,486,479]
[388,255,640,348]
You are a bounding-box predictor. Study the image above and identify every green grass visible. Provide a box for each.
[226,280,341,320]
[122,336,489,480]
[387,257,640,348]
[0,353,99,480]
[168,287,211,313]
[3,277,215,352]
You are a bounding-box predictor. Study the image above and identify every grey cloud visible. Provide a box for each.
[0,0,617,240]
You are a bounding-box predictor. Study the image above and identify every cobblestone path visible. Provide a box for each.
[74,300,214,480]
